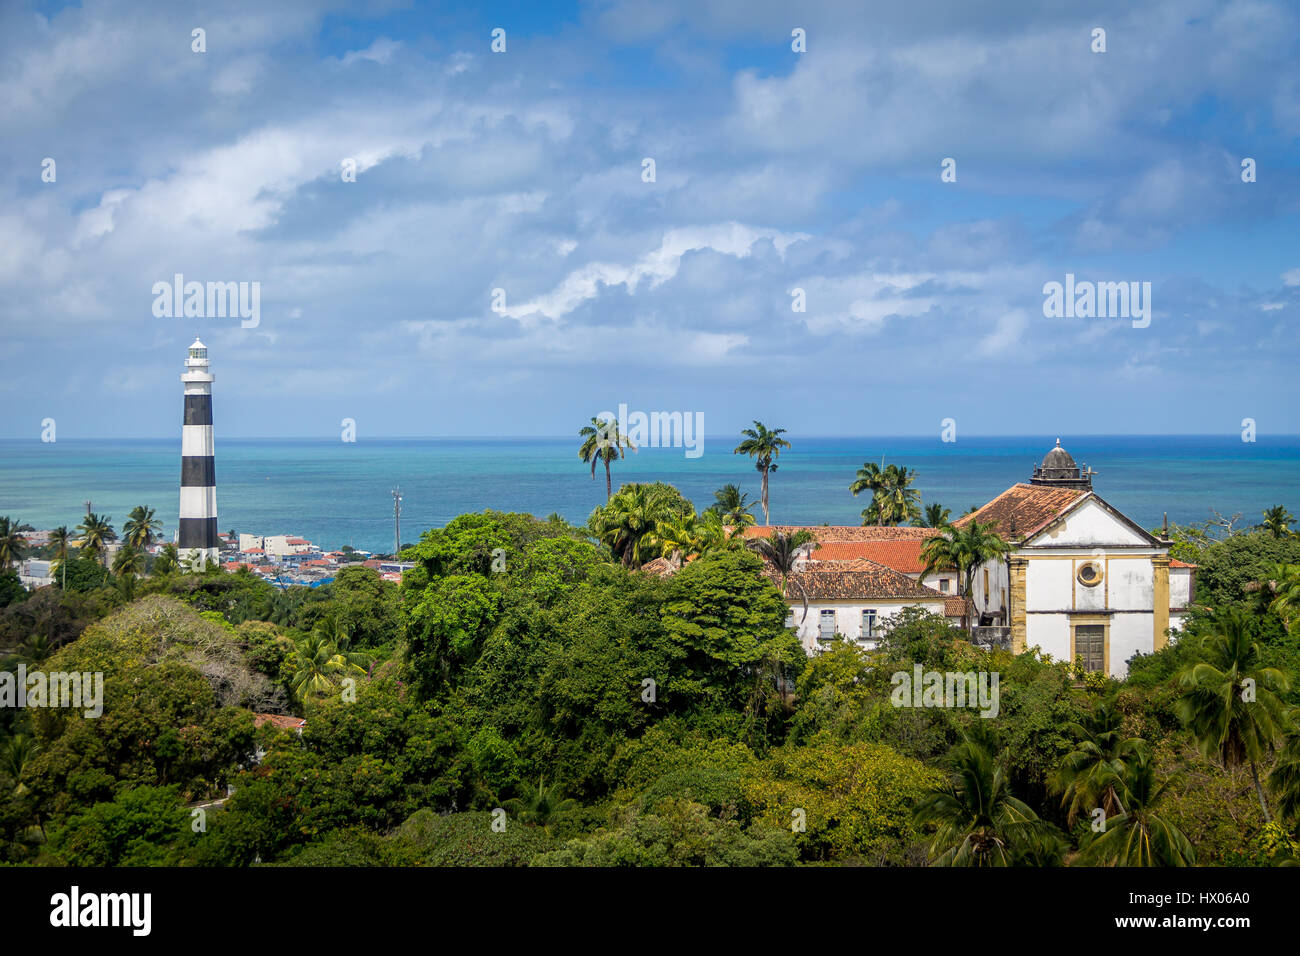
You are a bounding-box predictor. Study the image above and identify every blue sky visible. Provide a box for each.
[1,0,1298,439]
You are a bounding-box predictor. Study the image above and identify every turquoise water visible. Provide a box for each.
[0,436,1297,554]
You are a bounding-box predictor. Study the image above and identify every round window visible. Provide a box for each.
[1077,562,1103,587]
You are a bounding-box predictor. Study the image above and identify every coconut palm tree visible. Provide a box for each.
[651,512,700,566]
[1267,733,1300,822]
[48,526,71,589]
[112,543,146,577]
[152,543,180,576]
[916,502,952,529]
[505,776,577,833]
[76,513,117,568]
[918,520,1011,627]
[747,529,817,622]
[694,510,732,556]
[578,417,637,501]
[850,462,921,526]
[289,630,370,700]
[0,518,35,572]
[1268,563,1300,632]
[1049,704,1146,825]
[1077,753,1196,867]
[915,734,1045,866]
[1260,505,1295,540]
[733,422,790,524]
[0,734,39,795]
[708,483,756,533]
[123,505,163,549]
[590,483,679,568]
[1176,608,1293,821]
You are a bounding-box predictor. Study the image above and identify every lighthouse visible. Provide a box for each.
[179,338,219,568]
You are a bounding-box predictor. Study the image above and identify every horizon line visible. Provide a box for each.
[2,432,1298,442]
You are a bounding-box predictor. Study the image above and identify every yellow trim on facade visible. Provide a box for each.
[1152,555,1170,651]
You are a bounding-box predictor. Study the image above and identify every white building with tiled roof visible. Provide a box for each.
[748,440,1195,678]
[955,440,1193,677]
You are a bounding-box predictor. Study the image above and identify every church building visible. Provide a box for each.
[747,440,1194,679]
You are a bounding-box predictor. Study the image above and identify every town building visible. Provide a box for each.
[749,440,1194,678]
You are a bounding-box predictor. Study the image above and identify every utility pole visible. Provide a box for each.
[391,487,403,558]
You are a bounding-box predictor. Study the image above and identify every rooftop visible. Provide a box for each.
[953,483,1088,539]
[744,525,941,543]
[773,560,946,601]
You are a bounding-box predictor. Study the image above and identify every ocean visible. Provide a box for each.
[1,435,1297,554]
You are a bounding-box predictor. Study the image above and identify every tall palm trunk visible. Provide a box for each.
[760,468,771,524]
[1251,760,1272,821]
[604,459,612,501]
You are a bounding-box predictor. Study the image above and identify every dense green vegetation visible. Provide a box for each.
[2,497,1299,867]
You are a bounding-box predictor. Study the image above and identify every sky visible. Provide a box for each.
[1,0,1298,439]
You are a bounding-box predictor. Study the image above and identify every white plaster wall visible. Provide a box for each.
[917,571,958,595]
[1107,557,1154,611]
[1170,569,1193,608]
[789,598,947,654]
[1026,559,1073,611]
[1025,614,1071,664]
[1110,614,1154,677]
[1030,499,1149,547]
[970,559,1009,619]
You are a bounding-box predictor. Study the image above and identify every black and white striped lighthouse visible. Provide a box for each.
[179,338,219,568]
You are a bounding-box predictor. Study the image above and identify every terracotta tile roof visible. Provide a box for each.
[1169,559,1196,568]
[953,483,1087,539]
[639,557,679,578]
[744,525,941,543]
[803,539,942,573]
[944,595,974,617]
[253,713,306,733]
[773,560,946,601]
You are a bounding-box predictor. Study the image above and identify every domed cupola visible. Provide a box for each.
[1030,439,1094,490]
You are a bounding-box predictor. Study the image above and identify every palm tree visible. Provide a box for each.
[1176,608,1293,821]
[9,634,53,668]
[152,543,180,576]
[48,526,71,589]
[747,529,817,622]
[1259,505,1295,539]
[915,734,1045,866]
[289,630,370,700]
[1267,733,1300,822]
[709,484,756,534]
[1078,753,1196,867]
[112,543,146,577]
[505,776,577,833]
[578,417,637,501]
[1049,704,1145,825]
[733,422,790,524]
[650,512,700,566]
[1268,563,1300,632]
[123,505,163,549]
[590,483,676,568]
[917,520,1011,627]
[916,502,952,529]
[0,517,35,572]
[850,462,921,526]
[76,513,117,568]
[0,734,39,795]
[694,510,732,556]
